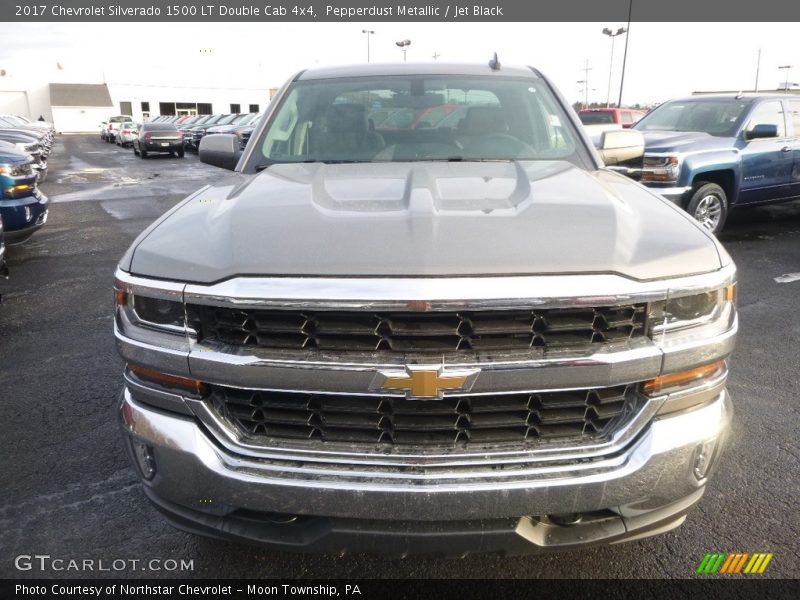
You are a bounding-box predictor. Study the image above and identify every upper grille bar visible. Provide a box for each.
[188,305,647,353]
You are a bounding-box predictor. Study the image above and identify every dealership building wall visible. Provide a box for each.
[1,76,277,132]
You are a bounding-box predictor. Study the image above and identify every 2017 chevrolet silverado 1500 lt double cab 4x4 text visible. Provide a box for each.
[115,62,737,556]
[630,93,800,234]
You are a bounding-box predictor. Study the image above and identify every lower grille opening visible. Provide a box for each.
[209,384,643,449]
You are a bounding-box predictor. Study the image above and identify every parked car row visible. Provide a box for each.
[100,113,262,155]
[0,114,54,182]
[0,132,49,248]
[176,112,261,151]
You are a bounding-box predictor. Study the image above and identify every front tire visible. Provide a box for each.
[686,182,728,235]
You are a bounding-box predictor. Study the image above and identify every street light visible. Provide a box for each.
[602,26,626,107]
[617,0,633,108]
[779,65,793,92]
[396,39,411,62]
[362,29,375,63]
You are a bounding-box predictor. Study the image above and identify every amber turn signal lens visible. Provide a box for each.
[643,360,726,395]
[115,288,128,305]
[128,364,206,395]
[724,284,736,303]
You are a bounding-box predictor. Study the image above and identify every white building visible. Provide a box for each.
[0,60,279,132]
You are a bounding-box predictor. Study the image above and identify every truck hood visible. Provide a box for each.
[128,161,721,283]
[640,131,734,154]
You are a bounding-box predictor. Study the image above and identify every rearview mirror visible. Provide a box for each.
[744,123,778,141]
[598,129,645,165]
[199,134,240,170]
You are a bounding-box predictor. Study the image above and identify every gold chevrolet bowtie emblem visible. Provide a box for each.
[373,366,478,399]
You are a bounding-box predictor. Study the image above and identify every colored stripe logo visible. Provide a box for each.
[696,552,773,574]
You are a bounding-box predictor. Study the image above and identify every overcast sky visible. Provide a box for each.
[0,22,798,105]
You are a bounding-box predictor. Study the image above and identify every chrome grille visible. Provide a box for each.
[188,305,647,353]
[210,384,640,447]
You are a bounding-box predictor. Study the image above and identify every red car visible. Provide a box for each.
[578,107,646,128]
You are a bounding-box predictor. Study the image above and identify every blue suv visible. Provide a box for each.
[0,142,48,244]
[631,94,800,234]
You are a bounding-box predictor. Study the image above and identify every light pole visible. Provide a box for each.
[617,0,633,108]
[396,39,411,62]
[754,48,761,92]
[362,29,375,63]
[779,65,793,92]
[602,26,626,107]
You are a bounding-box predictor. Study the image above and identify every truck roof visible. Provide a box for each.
[296,62,540,81]
[682,92,796,101]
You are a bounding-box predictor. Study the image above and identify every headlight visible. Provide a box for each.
[648,285,735,334]
[132,295,185,328]
[115,285,186,331]
[640,155,680,183]
[0,163,11,176]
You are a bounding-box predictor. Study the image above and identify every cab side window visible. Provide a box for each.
[745,101,786,138]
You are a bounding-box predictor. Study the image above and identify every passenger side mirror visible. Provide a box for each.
[744,123,778,141]
[199,134,241,170]
[598,129,645,165]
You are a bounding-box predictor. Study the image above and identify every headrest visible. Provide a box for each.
[461,106,508,136]
[326,103,368,134]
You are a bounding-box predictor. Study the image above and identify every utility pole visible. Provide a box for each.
[779,65,793,92]
[581,59,592,109]
[432,52,441,61]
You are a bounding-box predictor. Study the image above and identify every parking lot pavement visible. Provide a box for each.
[0,135,798,579]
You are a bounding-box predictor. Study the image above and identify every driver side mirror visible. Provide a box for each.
[199,133,241,170]
[744,123,778,141]
[598,129,645,165]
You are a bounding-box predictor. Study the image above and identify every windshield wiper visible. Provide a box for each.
[255,159,376,171]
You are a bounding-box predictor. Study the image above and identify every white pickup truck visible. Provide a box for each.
[100,115,133,143]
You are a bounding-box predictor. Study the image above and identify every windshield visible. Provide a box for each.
[633,99,752,136]
[216,114,238,126]
[579,111,615,125]
[255,75,588,167]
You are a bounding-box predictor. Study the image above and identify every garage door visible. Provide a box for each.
[52,107,109,133]
[0,91,29,117]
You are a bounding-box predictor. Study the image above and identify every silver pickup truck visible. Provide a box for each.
[115,62,737,556]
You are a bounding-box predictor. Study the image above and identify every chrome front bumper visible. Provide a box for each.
[120,388,731,552]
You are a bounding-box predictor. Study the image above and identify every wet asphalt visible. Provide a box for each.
[0,135,798,579]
